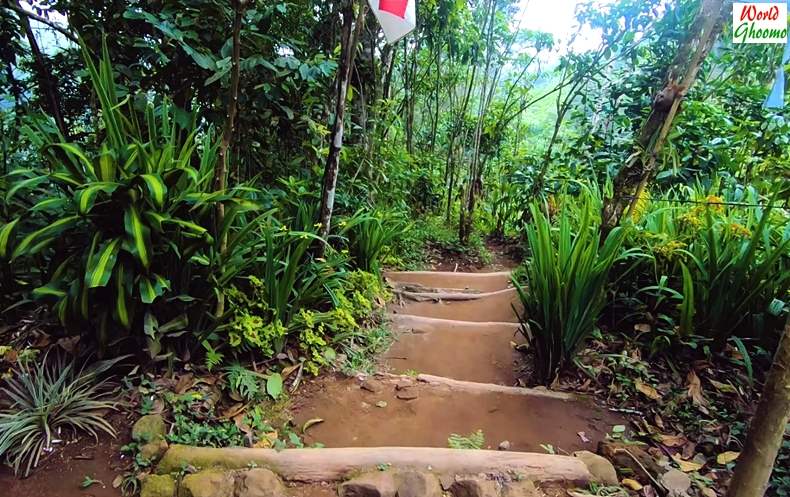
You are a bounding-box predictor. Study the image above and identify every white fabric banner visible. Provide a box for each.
[367,0,416,44]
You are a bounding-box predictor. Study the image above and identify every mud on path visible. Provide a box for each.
[292,266,623,457]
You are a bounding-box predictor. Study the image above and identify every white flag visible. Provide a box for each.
[368,0,416,44]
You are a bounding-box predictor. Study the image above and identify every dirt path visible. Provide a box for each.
[293,268,622,456]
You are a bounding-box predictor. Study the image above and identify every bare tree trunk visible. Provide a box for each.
[727,316,790,497]
[600,0,726,232]
[317,0,367,252]
[14,0,68,137]
[213,0,246,317]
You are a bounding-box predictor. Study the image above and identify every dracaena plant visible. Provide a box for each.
[0,41,260,356]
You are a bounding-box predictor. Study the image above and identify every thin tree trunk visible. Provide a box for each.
[213,0,246,317]
[14,0,68,137]
[727,316,790,497]
[601,0,726,232]
[317,0,367,252]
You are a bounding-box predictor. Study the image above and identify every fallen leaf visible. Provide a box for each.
[622,478,643,490]
[716,451,740,465]
[175,373,194,394]
[302,418,324,433]
[635,379,661,400]
[687,370,709,407]
[641,485,657,497]
[701,487,717,497]
[112,475,124,489]
[577,431,590,443]
[612,424,627,434]
[658,434,688,447]
[709,379,737,394]
[220,402,246,420]
[634,323,652,333]
[672,453,704,472]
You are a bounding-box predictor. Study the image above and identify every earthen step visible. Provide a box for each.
[290,375,620,454]
[384,271,514,293]
[390,287,522,323]
[385,315,525,384]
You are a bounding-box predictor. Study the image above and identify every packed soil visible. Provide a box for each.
[291,374,622,453]
[390,287,522,323]
[0,427,127,497]
[384,316,525,384]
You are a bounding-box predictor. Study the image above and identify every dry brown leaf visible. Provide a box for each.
[635,379,661,400]
[701,487,718,497]
[220,402,246,420]
[672,453,704,472]
[634,323,652,333]
[622,478,643,491]
[174,373,194,394]
[687,370,709,407]
[658,434,688,447]
[716,451,740,465]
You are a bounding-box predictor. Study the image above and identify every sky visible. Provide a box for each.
[516,0,610,56]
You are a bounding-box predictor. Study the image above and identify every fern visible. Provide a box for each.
[202,341,224,372]
[448,429,485,449]
[224,363,263,402]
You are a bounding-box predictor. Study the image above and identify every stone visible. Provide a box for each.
[449,478,500,497]
[395,380,412,391]
[132,414,167,443]
[140,439,169,462]
[573,450,618,486]
[660,469,692,497]
[395,388,419,400]
[178,470,235,497]
[498,440,511,451]
[236,468,287,497]
[502,480,542,497]
[141,474,176,497]
[360,379,384,393]
[395,471,442,497]
[439,474,456,491]
[339,471,398,497]
[598,441,663,482]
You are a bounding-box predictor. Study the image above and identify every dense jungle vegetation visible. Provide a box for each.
[0,0,788,495]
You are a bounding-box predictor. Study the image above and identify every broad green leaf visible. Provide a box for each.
[139,174,168,209]
[49,142,96,179]
[97,144,117,182]
[124,206,151,268]
[85,238,122,288]
[74,182,121,214]
[12,215,80,259]
[5,175,48,202]
[139,274,170,304]
[0,218,20,259]
[115,265,131,330]
[30,197,67,213]
[31,283,67,299]
[266,373,283,399]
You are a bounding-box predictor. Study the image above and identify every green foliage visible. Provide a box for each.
[515,188,630,384]
[447,429,485,450]
[339,209,405,274]
[0,354,121,476]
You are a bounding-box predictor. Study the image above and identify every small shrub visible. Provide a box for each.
[0,354,121,476]
[515,191,629,384]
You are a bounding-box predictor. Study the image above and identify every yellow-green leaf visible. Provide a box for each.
[0,218,20,259]
[74,182,121,214]
[12,215,80,259]
[85,238,122,288]
[139,174,167,209]
[124,206,151,268]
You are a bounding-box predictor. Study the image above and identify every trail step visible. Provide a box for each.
[384,270,514,293]
[391,287,522,323]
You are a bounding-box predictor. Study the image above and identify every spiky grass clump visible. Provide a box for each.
[0,354,121,476]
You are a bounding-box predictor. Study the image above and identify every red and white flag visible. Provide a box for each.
[368,0,416,44]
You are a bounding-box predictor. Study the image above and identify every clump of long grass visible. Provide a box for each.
[0,354,122,476]
[514,188,629,384]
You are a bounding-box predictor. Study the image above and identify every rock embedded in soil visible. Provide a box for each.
[141,474,176,497]
[395,470,442,497]
[660,469,692,497]
[572,450,618,485]
[133,414,167,443]
[502,480,543,497]
[338,470,397,497]
[498,441,511,451]
[236,468,287,497]
[395,387,419,400]
[449,477,501,497]
[140,439,169,462]
[360,379,384,393]
[179,469,235,497]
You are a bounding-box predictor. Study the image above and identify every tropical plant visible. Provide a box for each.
[514,190,629,384]
[0,354,122,476]
[0,41,263,356]
[339,208,404,274]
